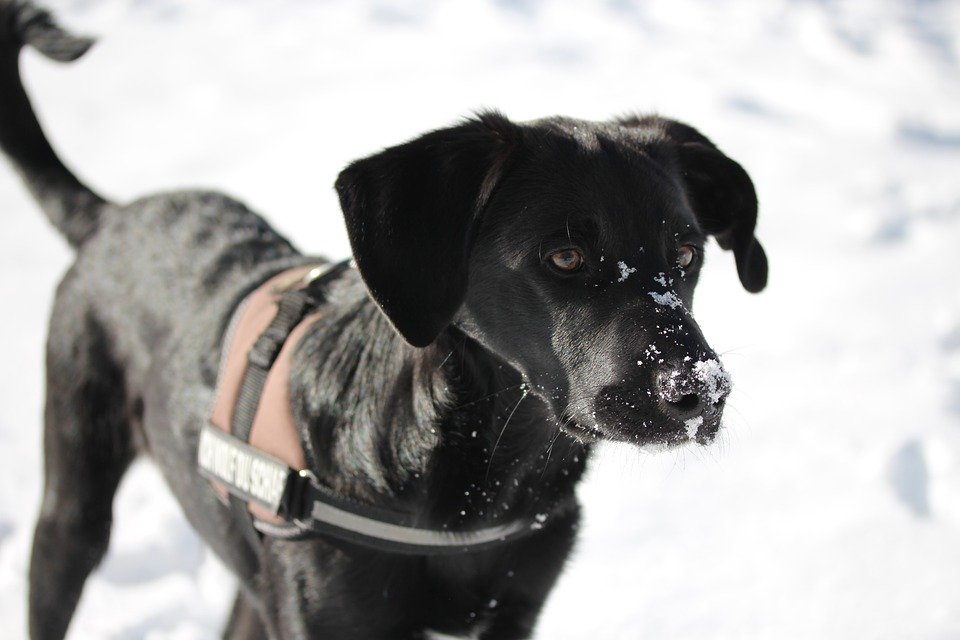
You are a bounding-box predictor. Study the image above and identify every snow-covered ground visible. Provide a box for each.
[2,0,959,637]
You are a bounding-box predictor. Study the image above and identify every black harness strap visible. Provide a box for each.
[232,291,318,440]
[282,474,539,554]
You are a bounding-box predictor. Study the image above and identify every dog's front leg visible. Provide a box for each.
[478,510,582,640]
[259,538,424,640]
[222,590,270,640]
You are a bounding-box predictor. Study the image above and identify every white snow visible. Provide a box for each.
[647,290,684,309]
[685,416,703,439]
[530,512,549,530]
[641,344,662,364]
[692,358,733,405]
[2,0,960,639]
[616,260,636,282]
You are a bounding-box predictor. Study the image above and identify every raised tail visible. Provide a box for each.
[0,1,107,247]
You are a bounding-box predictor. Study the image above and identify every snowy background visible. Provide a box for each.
[1,0,959,638]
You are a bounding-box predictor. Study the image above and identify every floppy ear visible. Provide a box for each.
[618,116,768,292]
[675,141,768,292]
[335,113,521,347]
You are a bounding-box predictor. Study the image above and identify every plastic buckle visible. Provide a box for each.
[280,469,318,522]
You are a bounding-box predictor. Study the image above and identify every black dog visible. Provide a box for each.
[1,3,767,639]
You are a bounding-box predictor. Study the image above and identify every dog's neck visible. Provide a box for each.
[288,275,590,528]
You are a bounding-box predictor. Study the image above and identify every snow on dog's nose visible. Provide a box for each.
[655,358,732,441]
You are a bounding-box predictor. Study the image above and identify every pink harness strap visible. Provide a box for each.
[209,264,326,523]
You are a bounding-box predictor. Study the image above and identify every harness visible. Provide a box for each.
[197,261,538,554]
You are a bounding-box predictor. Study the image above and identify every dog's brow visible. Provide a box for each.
[631,147,681,191]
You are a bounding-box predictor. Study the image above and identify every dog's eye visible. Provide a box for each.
[678,245,698,270]
[547,248,583,272]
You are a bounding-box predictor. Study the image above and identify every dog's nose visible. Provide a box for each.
[654,360,731,423]
[655,367,705,420]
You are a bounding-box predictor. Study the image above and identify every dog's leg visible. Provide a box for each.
[28,303,135,640]
[477,598,543,640]
[222,591,269,640]
[479,510,581,640]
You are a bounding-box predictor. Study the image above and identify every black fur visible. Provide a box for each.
[0,0,102,246]
[1,3,767,639]
[336,112,522,347]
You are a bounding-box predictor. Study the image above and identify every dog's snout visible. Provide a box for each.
[654,360,731,424]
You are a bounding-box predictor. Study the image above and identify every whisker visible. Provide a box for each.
[717,345,755,357]
[436,349,455,371]
[539,428,563,482]
[451,383,525,411]
[485,388,529,483]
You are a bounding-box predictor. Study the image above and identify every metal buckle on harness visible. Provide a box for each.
[269,263,336,295]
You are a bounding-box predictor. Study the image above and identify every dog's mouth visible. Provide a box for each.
[558,403,724,447]
[686,404,723,445]
[559,419,605,443]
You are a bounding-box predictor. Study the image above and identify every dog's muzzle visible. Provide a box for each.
[654,358,731,441]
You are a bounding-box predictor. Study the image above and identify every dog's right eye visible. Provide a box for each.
[547,248,584,273]
[678,244,698,270]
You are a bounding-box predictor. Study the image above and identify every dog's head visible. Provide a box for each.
[335,112,767,447]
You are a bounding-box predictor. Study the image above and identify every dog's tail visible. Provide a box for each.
[0,1,108,248]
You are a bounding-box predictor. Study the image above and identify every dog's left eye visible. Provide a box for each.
[678,244,698,270]
[547,248,584,272]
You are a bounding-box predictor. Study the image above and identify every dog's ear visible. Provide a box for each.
[619,116,768,293]
[675,141,768,293]
[335,113,521,347]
